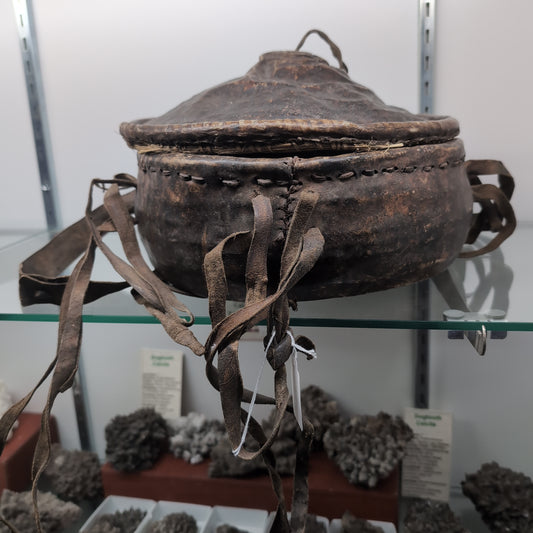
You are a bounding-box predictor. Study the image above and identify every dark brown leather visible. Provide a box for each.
[119,33,516,302]
[120,50,459,156]
[134,140,473,301]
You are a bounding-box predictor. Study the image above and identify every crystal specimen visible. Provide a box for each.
[105,407,169,471]
[340,511,384,533]
[168,412,226,464]
[323,412,414,488]
[44,443,103,503]
[209,385,340,478]
[462,461,533,532]
[403,499,469,533]
[85,507,146,533]
[0,489,81,532]
[147,511,197,533]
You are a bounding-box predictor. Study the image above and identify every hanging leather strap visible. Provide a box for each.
[203,191,323,533]
[19,195,133,307]
[203,195,318,460]
[0,175,203,533]
[460,160,516,258]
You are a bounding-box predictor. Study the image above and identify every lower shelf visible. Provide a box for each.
[101,451,399,525]
[0,412,58,494]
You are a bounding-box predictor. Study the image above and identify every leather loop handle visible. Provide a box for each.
[296,29,348,73]
[460,160,516,258]
[19,191,135,307]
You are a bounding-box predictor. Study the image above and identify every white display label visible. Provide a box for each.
[402,407,453,502]
[141,348,183,420]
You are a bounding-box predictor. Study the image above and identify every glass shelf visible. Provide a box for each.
[1,223,532,331]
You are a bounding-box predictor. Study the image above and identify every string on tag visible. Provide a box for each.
[231,330,317,454]
[232,330,276,456]
[287,331,317,430]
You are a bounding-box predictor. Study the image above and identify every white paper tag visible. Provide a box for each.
[290,351,303,430]
[402,407,453,502]
[141,348,183,420]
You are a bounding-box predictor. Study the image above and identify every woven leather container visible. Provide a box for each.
[120,37,477,302]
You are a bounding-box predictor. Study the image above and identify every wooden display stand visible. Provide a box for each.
[0,413,58,494]
[101,451,399,525]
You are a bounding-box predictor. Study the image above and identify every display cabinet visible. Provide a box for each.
[2,2,532,531]
[1,223,532,532]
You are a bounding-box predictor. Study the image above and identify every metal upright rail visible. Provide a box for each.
[12,0,95,451]
[414,0,436,408]
[12,0,61,232]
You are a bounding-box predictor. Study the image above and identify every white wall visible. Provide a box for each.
[434,0,533,223]
[1,2,533,531]
[430,0,533,489]
[3,0,418,229]
[0,0,45,230]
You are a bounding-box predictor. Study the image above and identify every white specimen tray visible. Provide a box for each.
[137,500,212,532]
[329,517,397,533]
[204,505,269,533]
[79,495,156,532]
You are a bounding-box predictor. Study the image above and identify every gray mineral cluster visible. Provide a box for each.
[323,411,414,488]
[209,434,266,477]
[216,525,249,533]
[85,507,146,533]
[340,511,384,533]
[209,385,340,478]
[264,384,341,451]
[147,511,197,533]
[462,461,533,532]
[403,499,469,533]
[0,489,81,532]
[302,514,327,533]
[168,412,226,464]
[44,443,103,502]
[105,407,169,472]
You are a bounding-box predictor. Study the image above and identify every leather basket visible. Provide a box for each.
[119,30,514,302]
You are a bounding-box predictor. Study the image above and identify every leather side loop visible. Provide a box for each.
[460,160,517,258]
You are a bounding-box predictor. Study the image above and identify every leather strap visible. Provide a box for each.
[203,191,323,532]
[460,160,516,258]
[0,175,203,533]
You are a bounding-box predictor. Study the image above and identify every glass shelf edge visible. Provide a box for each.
[1,313,531,332]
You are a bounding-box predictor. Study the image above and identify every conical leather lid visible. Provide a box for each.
[120,48,459,156]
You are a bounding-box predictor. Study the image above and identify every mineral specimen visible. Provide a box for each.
[340,511,384,533]
[462,461,533,532]
[403,499,469,533]
[147,511,197,533]
[323,412,414,488]
[0,489,81,532]
[105,407,169,472]
[0,381,17,441]
[208,434,267,478]
[168,412,226,464]
[216,525,249,533]
[85,507,146,533]
[43,443,103,503]
[303,514,327,533]
[263,385,341,451]
[209,385,340,478]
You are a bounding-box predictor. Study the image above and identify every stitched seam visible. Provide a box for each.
[140,158,465,187]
